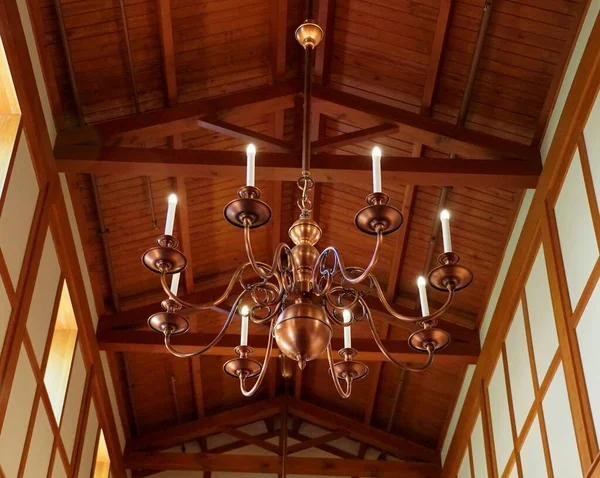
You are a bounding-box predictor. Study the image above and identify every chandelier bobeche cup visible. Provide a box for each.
[141,17,473,399]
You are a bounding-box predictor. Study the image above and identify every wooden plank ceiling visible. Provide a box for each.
[31,0,588,474]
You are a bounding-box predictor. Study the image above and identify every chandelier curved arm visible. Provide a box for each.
[244,223,292,281]
[163,293,244,358]
[370,274,455,324]
[239,319,276,397]
[313,229,383,288]
[160,264,246,310]
[326,345,353,399]
[363,299,435,371]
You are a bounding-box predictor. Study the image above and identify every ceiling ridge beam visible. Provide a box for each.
[197,118,294,153]
[54,146,542,189]
[311,123,398,153]
[311,85,541,161]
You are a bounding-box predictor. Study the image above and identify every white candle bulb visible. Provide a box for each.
[164,193,178,236]
[240,305,250,347]
[170,273,180,296]
[342,309,352,349]
[372,146,382,193]
[246,144,256,187]
[440,209,452,253]
[417,276,430,317]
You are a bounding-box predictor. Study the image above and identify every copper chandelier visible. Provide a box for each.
[141,15,473,399]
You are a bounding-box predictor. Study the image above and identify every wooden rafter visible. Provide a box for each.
[286,430,347,454]
[129,398,284,451]
[269,0,288,83]
[95,330,479,365]
[219,426,281,455]
[314,0,336,86]
[55,81,298,146]
[311,123,398,153]
[312,85,540,161]
[287,431,356,459]
[197,118,294,153]
[124,452,441,477]
[54,146,542,188]
[156,0,177,107]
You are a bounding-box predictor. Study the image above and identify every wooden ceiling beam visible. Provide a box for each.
[287,431,356,459]
[54,146,542,188]
[287,397,438,463]
[286,430,347,455]
[422,0,452,114]
[269,0,288,83]
[219,425,281,455]
[96,330,479,365]
[311,85,541,161]
[197,118,294,152]
[311,123,398,153]
[128,397,284,451]
[314,0,335,86]
[156,0,177,107]
[55,81,299,146]
[124,451,440,477]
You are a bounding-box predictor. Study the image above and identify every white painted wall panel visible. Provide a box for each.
[584,92,600,193]
[555,149,599,309]
[78,402,98,478]
[504,302,535,433]
[543,364,582,477]
[27,230,60,362]
[458,450,471,478]
[488,357,513,475]
[0,277,11,353]
[442,364,476,463]
[471,414,488,478]
[525,246,559,382]
[520,416,547,478]
[577,278,600,438]
[23,404,54,478]
[0,345,37,477]
[51,449,68,478]
[61,346,86,460]
[0,133,39,288]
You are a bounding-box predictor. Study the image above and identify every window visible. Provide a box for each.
[43,281,78,420]
[92,430,110,478]
[0,35,21,200]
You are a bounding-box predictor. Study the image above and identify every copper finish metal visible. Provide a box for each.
[428,252,473,292]
[148,311,190,335]
[224,187,272,229]
[408,327,451,352]
[223,346,262,379]
[295,20,323,49]
[142,235,187,274]
[355,194,404,236]
[274,301,332,366]
[329,348,369,381]
[289,218,322,245]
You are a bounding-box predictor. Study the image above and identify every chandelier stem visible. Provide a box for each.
[239,319,276,397]
[301,44,313,178]
[326,345,353,399]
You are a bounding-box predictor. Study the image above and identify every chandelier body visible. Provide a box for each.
[140,17,473,399]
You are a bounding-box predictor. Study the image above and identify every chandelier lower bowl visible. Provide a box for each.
[354,204,403,236]
[274,302,332,367]
[408,327,451,352]
[329,360,369,382]
[148,311,189,335]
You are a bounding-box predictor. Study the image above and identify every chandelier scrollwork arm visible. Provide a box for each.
[362,299,435,372]
[370,273,456,324]
[238,319,276,397]
[243,221,292,281]
[163,292,245,358]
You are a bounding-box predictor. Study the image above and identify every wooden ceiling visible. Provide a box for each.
[30,0,590,474]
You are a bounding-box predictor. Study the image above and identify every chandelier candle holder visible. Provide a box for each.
[141,15,473,399]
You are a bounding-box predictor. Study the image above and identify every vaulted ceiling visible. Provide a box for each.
[31,0,590,474]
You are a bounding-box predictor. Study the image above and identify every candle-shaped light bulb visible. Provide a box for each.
[170,273,180,296]
[246,144,256,187]
[164,193,178,236]
[372,146,382,193]
[240,305,250,346]
[342,309,352,349]
[417,276,430,317]
[440,209,452,253]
